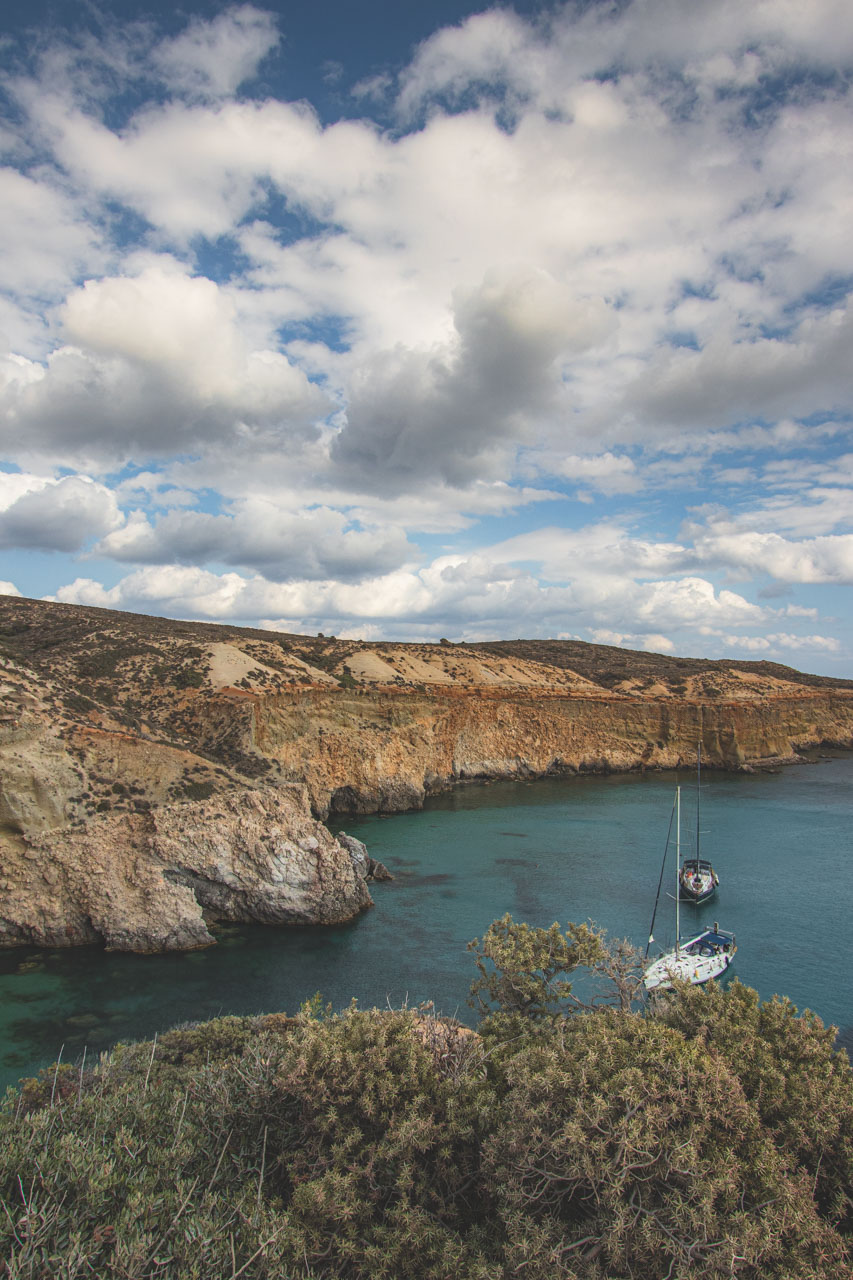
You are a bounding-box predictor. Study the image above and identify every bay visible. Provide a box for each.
[1,753,851,1094]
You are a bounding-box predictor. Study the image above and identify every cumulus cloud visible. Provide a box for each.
[690,520,853,584]
[623,306,853,436]
[14,92,325,241]
[153,5,280,98]
[332,268,614,492]
[483,523,689,583]
[0,473,123,551]
[713,631,840,654]
[0,168,103,318]
[56,566,257,619]
[52,552,767,657]
[2,1,853,671]
[627,577,764,630]
[0,262,329,466]
[399,0,853,119]
[549,452,639,496]
[96,502,414,582]
[590,629,675,654]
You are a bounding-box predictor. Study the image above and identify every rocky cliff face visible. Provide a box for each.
[0,784,374,952]
[250,685,853,816]
[2,595,852,951]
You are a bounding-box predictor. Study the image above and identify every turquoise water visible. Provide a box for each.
[1,755,851,1092]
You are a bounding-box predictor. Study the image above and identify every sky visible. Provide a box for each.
[1,0,852,674]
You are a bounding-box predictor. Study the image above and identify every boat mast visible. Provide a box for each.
[645,792,676,961]
[675,785,681,955]
[696,739,701,863]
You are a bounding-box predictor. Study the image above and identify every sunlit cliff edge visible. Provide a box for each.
[2,594,852,952]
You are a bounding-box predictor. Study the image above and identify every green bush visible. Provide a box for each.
[654,978,853,1232]
[173,668,204,689]
[181,779,215,801]
[481,1009,846,1278]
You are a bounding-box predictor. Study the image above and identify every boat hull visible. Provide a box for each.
[678,884,717,904]
[644,928,736,992]
[678,859,719,904]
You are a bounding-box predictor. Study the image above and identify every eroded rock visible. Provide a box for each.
[0,785,372,953]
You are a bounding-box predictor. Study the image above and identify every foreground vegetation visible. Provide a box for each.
[1,919,852,1279]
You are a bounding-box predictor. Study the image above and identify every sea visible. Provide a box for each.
[1,752,851,1094]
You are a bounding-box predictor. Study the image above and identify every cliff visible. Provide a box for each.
[2,594,852,950]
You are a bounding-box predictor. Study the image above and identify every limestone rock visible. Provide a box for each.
[337,832,394,882]
[337,831,370,877]
[0,785,372,953]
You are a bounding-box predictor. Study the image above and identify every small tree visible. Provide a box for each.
[468,914,605,1036]
[584,931,646,1013]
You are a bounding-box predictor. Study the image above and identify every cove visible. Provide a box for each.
[1,754,851,1094]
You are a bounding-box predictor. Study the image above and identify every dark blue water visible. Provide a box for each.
[1,755,851,1093]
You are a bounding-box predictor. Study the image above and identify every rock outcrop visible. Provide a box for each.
[1,594,852,951]
[0,785,373,953]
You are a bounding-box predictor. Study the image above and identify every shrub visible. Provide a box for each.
[181,779,215,801]
[467,913,606,1037]
[481,1009,846,1278]
[173,668,204,689]
[654,978,853,1233]
[1,933,851,1279]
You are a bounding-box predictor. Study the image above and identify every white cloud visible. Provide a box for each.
[96,501,414,583]
[153,5,280,99]
[590,629,675,653]
[1,1,852,672]
[55,566,253,618]
[769,632,840,652]
[60,262,322,422]
[780,604,818,619]
[399,0,853,119]
[0,262,329,466]
[0,167,103,304]
[0,473,123,551]
[0,581,22,597]
[630,577,765,630]
[622,306,853,436]
[331,267,614,491]
[483,523,688,583]
[16,93,324,241]
[714,631,840,654]
[52,553,766,652]
[692,524,853,584]
[549,452,640,496]
[6,0,852,477]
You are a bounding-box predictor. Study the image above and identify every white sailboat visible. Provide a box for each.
[677,742,719,904]
[644,785,736,993]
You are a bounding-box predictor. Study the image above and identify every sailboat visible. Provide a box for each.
[643,785,736,993]
[677,742,719,904]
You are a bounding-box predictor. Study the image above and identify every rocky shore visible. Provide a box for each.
[0,785,382,952]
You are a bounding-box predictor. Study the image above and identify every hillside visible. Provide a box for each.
[2,593,852,951]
